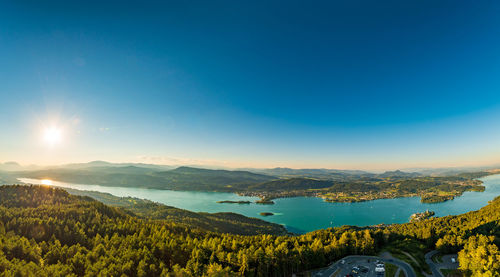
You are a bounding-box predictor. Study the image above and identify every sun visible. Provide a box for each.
[43,127,62,145]
[41,179,53,186]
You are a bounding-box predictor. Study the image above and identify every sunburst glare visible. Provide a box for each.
[43,127,62,146]
[41,179,53,185]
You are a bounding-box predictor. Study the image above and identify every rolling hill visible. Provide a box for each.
[14,165,277,191]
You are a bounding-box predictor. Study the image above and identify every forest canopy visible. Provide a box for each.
[0,185,499,276]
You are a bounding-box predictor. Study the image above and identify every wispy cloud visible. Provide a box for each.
[136,155,231,167]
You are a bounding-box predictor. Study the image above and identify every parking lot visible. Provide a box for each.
[334,258,385,277]
[312,255,415,277]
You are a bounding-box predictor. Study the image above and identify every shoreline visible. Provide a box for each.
[18,176,490,205]
[15,174,500,233]
[236,180,486,204]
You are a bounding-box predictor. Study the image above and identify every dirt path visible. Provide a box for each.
[402,251,435,277]
[400,251,419,266]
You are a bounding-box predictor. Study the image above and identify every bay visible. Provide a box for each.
[18,174,500,233]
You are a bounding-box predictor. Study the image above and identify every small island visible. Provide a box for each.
[410,210,435,222]
[255,198,275,205]
[216,200,251,204]
[260,212,274,216]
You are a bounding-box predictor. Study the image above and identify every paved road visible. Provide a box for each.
[425,251,459,276]
[424,250,443,277]
[313,261,340,277]
[312,255,416,277]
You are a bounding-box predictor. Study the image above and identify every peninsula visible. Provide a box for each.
[216,200,251,204]
[14,163,498,204]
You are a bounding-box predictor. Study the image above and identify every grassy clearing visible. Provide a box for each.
[391,253,425,277]
[382,239,431,277]
[431,253,444,263]
[384,263,398,277]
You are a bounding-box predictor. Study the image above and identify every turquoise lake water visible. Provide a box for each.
[18,174,500,233]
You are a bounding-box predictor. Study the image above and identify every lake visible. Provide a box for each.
[18,174,500,233]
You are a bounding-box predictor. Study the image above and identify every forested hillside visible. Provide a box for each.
[64,188,288,236]
[16,166,276,191]
[0,185,499,276]
[14,165,494,204]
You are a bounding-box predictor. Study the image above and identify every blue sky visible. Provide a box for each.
[1,0,500,170]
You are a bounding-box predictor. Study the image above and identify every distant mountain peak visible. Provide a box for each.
[0,161,24,171]
[87,160,112,166]
[172,166,207,172]
[378,169,421,178]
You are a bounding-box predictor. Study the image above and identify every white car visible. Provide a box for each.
[375,263,385,273]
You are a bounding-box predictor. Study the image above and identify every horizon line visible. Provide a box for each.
[3,159,500,173]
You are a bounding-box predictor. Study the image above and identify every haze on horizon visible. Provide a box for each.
[1,1,500,171]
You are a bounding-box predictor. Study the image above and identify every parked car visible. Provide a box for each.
[375,263,385,273]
